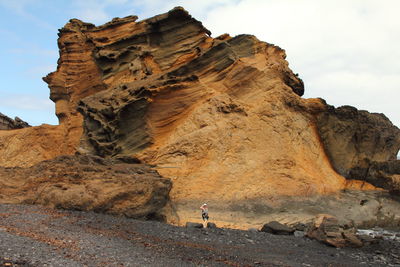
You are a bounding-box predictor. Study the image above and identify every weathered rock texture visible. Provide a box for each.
[60,8,363,226]
[316,105,400,195]
[0,7,399,229]
[0,155,171,219]
[317,105,400,178]
[0,112,30,130]
[349,160,400,194]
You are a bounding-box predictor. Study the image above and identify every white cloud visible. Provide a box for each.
[25,64,56,78]
[120,0,237,21]
[0,94,53,111]
[70,0,112,24]
[201,0,400,127]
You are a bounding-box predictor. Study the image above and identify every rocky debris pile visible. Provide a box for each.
[253,216,392,247]
[306,214,364,248]
[0,154,171,219]
[0,112,30,130]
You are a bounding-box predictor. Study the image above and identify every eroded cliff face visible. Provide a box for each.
[316,105,400,193]
[317,105,400,176]
[69,9,346,205]
[0,7,399,228]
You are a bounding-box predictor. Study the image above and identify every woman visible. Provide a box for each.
[200,203,209,222]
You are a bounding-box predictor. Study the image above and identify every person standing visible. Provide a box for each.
[200,203,209,224]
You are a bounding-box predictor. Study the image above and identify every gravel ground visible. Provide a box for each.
[0,204,399,267]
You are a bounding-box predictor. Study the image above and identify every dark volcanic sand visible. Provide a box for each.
[0,204,399,266]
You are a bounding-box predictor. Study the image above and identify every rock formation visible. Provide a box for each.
[0,154,171,219]
[316,105,400,177]
[0,7,399,228]
[316,104,400,195]
[349,160,400,194]
[0,112,30,130]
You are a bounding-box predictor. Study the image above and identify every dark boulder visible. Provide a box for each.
[206,222,217,228]
[261,221,294,235]
[185,222,203,228]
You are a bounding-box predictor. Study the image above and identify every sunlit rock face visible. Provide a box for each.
[0,7,399,228]
[55,8,357,226]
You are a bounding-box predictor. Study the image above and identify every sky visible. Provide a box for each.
[0,0,399,129]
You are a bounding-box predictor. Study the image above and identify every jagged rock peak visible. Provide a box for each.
[59,6,209,35]
[0,112,30,130]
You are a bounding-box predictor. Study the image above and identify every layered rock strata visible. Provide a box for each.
[68,8,353,225]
